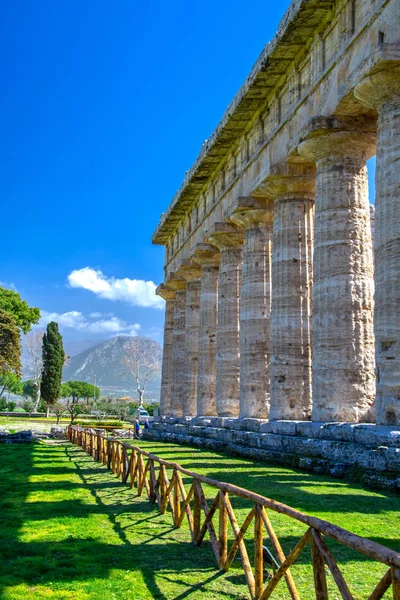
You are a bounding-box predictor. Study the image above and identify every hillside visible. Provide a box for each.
[63,336,162,400]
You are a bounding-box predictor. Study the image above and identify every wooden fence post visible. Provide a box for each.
[193,481,201,542]
[219,490,228,569]
[392,568,400,600]
[254,504,264,599]
[310,530,328,600]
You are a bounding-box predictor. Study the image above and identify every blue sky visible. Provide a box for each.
[0,1,375,353]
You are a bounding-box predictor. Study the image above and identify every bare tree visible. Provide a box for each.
[121,337,162,404]
[24,329,44,411]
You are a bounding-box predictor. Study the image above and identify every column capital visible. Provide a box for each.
[259,163,316,201]
[355,66,400,110]
[207,222,243,250]
[298,117,376,162]
[156,283,176,301]
[354,44,400,109]
[191,243,220,268]
[165,272,188,290]
[176,259,202,282]
[230,196,274,229]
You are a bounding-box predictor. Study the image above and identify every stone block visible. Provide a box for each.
[243,431,261,447]
[296,421,326,439]
[223,419,237,429]
[259,422,274,433]
[259,433,285,450]
[319,423,356,442]
[354,424,400,447]
[298,457,314,470]
[240,418,267,432]
[269,420,299,436]
[384,447,400,471]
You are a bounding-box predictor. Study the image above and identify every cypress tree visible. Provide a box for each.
[41,321,64,415]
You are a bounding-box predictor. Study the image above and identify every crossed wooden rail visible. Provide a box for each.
[67,425,400,600]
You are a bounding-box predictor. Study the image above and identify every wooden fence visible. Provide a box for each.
[67,425,400,600]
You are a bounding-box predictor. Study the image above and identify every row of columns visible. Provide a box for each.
[158,63,400,425]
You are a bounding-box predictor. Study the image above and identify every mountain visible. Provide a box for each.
[63,336,162,400]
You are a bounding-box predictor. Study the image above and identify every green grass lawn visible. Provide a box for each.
[0,439,399,600]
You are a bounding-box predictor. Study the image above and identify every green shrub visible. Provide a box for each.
[75,418,124,427]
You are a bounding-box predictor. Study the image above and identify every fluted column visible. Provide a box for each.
[208,223,243,417]
[156,284,176,416]
[230,198,273,419]
[178,260,202,417]
[167,274,188,417]
[192,244,220,416]
[355,63,400,425]
[263,164,315,421]
[299,125,375,422]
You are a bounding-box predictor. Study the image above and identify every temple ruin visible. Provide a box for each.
[152,0,400,433]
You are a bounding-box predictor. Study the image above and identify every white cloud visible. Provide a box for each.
[67,267,164,310]
[39,310,141,336]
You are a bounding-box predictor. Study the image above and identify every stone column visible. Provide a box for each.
[230,198,273,419]
[156,284,176,416]
[192,244,220,416]
[208,223,243,417]
[178,260,202,417]
[355,63,400,425]
[263,164,315,421]
[167,274,188,417]
[299,123,375,422]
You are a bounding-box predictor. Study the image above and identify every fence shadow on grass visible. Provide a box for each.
[0,441,242,600]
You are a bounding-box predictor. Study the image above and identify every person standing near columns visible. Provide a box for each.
[230,197,273,419]
[166,274,188,417]
[192,244,220,416]
[156,284,176,416]
[178,260,202,417]
[263,163,315,421]
[355,56,400,425]
[298,118,375,422]
[208,223,243,417]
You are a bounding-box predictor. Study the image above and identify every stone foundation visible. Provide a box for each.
[143,417,400,492]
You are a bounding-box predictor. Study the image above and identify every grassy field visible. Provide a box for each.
[0,439,399,600]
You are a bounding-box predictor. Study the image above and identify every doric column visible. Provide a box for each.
[192,244,220,416]
[167,273,187,417]
[263,163,315,421]
[156,284,176,416]
[230,198,273,419]
[208,223,243,417]
[355,61,400,425]
[299,122,375,422]
[178,260,202,417]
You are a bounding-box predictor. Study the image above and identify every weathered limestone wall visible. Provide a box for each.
[145,417,400,491]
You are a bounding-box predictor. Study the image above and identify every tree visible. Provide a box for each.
[22,379,37,401]
[63,380,100,424]
[24,329,44,411]
[23,399,35,415]
[52,402,65,425]
[0,287,40,334]
[0,371,23,397]
[121,338,162,404]
[0,310,21,377]
[41,322,64,416]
